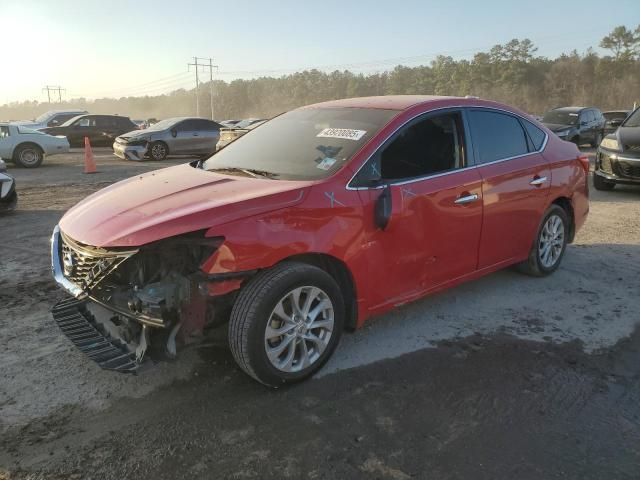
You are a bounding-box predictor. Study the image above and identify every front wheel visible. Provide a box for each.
[229,262,344,387]
[517,205,569,277]
[13,144,43,168]
[148,141,168,160]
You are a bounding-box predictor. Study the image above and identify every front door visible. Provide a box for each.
[351,109,483,310]
[466,109,551,269]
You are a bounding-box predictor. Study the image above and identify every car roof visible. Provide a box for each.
[552,106,592,112]
[302,95,462,111]
[297,95,534,120]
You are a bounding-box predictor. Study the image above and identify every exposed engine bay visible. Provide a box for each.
[51,227,234,370]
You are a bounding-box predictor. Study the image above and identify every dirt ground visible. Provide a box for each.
[1,148,639,479]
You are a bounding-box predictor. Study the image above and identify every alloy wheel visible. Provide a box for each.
[264,286,334,373]
[151,144,166,160]
[538,214,565,268]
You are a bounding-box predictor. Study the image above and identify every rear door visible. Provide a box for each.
[467,108,550,269]
[172,120,200,154]
[351,109,483,308]
[193,119,221,155]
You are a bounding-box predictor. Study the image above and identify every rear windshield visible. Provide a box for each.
[202,108,397,180]
[542,110,579,125]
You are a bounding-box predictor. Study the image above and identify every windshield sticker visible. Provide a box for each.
[316,157,337,170]
[317,128,367,141]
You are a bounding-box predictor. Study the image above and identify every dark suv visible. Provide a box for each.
[594,107,640,190]
[542,107,605,147]
[42,114,138,147]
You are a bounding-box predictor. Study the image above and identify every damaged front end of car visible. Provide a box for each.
[50,225,231,373]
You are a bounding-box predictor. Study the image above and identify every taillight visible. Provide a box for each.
[578,155,590,174]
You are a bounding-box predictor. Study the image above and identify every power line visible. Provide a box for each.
[42,85,65,103]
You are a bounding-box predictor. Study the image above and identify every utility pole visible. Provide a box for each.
[188,57,201,116]
[42,85,65,103]
[189,57,218,120]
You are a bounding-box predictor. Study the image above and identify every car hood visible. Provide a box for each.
[617,126,640,146]
[543,123,574,132]
[59,163,310,247]
[12,120,40,127]
[119,129,154,141]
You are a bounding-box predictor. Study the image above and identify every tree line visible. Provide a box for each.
[2,25,639,122]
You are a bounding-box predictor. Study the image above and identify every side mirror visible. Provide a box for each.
[374,184,392,230]
[171,128,178,138]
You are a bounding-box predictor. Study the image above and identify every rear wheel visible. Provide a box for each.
[229,262,344,387]
[517,205,569,277]
[148,141,168,160]
[593,173,615,191]
[13,144,43,168]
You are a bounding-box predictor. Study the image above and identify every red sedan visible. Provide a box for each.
[51,95,590,386]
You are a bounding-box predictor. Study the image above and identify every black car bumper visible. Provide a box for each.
[595,148,640,185]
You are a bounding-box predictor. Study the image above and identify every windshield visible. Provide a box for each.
[603,111,628,121]
[542,110,579,125]
[622,109,640,128]
[146,118,181,131]
[202,107,397,180]
[61,115,86,127]
[34,111,54,123]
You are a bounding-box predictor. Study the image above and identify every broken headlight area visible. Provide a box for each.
[52,228,233,371]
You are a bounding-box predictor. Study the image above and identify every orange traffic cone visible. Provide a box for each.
[84,136,97,174]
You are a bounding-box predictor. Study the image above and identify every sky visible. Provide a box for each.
[1,0,639,104]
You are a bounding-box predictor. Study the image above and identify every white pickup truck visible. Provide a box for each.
[0,123,70,168]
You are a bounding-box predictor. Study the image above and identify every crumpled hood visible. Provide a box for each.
[543,123,574,133]
[618,126,640,147]
[59,163,310,247]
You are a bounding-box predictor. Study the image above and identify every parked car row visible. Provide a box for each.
[541,106,635,145]
[217,118,267,150]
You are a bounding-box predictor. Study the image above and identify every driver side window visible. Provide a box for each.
[352,111,465,186]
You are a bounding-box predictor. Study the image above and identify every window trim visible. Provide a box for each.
[346,105,548,190]
[348,108,471,189]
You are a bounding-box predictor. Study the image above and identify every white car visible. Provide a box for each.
[0,123,70,168]
[12,109,88,131]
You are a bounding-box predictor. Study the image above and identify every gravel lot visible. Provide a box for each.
[1,148,639,479]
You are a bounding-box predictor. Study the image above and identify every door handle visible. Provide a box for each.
[529,176,547,186]
[454,193,479,205]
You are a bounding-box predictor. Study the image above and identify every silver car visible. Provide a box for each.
[113,117,222,161]
[0,159,17,211]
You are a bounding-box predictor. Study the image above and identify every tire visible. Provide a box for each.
[593,173,615,191]
[229,262,344,387]
[13,144,43,168]
[591,132,602,148]
[517,205,569,277]
[148,141,168,160]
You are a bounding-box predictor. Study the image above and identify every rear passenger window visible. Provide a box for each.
[467,110,529,164]
[522,120,546,151]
